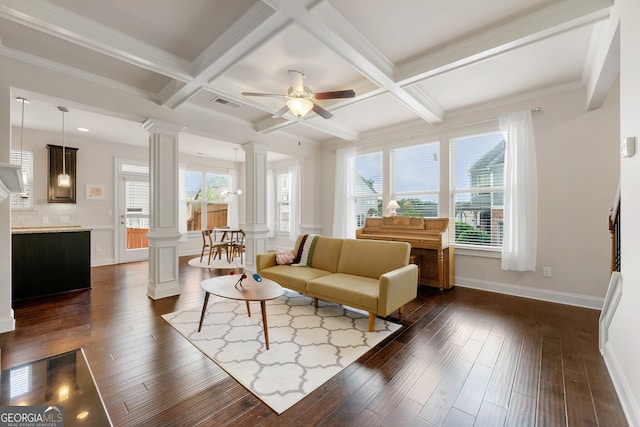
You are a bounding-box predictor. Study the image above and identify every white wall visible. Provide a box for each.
[322,84,620,307]
[605,0,640,424]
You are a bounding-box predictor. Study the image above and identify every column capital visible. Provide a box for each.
[142,118,184,134]
[241,142,270,154]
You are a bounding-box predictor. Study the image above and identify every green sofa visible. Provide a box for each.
[256,235,418,331]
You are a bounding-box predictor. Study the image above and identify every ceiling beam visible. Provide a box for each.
[585,18,620,110]
[395,0,613,86]
[0,0,193,82]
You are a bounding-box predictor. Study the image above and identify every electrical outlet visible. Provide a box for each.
[543,266,552,278]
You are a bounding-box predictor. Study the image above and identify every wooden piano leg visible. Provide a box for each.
[438,248,445,292]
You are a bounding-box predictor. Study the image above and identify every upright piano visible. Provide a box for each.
[356,216,454,290]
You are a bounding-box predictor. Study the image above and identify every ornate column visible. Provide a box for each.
[143,119,183,299]
[241,142,270,269]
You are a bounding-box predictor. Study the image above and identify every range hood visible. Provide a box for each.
[0,162,25,202]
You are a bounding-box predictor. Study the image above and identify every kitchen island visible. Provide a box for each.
[12,226,91,301]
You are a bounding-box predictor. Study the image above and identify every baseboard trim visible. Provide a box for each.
[603,341,640,427]
[455,276,604,310]
[91,258,115,267]
[0,310,15,333]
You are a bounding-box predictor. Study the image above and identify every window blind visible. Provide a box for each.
[391,142,439,217]
[451,132,505,247]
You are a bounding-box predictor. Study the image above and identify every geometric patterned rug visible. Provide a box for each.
[162,290,401,414]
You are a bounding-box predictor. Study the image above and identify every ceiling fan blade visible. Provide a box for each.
[272,104,290,119]
[314,89,356,100]
[288,70,305,93]
[312,103,333,119]
[241,92,286,98]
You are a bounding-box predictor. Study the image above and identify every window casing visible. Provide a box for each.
[450,132,505,248]
[348,129,505,250]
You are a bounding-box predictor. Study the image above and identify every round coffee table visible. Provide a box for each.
[197,274,283,350]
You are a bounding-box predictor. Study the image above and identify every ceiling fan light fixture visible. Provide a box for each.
[287,98,313,118]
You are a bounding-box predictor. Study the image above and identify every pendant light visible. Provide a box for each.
[57,106,70,187]
[16,97,29,196]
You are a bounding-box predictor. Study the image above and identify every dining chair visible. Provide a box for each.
[201,229,229,264]
[228,230,245,264]
[199,229,215,264]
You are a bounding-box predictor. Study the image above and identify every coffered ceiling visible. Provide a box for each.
[0,0,617,158]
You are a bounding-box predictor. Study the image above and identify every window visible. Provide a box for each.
[184,170,230,231]
[354,151,382,227]
[391,142,439,217]
[277,172,290,232]
[451,132,505,248]
[10,149,33,209]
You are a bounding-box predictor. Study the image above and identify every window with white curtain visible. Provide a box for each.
[354,151,382,227]
[277,172,290,232]
[391,142,439,217]
[183,169,230,231]
[450,132,505,248]
[10,149,33,209]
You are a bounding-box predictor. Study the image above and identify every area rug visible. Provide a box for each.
[162,290,401,414]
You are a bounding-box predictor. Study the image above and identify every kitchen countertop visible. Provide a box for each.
[11,225,91,234]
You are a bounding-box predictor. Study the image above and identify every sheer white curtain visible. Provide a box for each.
[332,146,356,238]
[288,163,300,241]
[266,169,275,237]
[500,111,538,271]
[227,168,240,229]
[178,163,187,242]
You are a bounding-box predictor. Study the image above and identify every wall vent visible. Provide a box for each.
[211,96,240,108]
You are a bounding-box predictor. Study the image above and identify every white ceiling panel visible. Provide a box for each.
[328,0,553,64]
[221,23,366,95]
[416,25,594,112]
[48,0,259,61]
[331,93,418,133]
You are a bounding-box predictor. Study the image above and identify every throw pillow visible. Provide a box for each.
[292,234,320,267]
[276,250,295,265]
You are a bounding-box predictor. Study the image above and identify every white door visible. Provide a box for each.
[117,174,150,263]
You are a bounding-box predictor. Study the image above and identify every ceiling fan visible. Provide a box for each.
[241,70,355,119]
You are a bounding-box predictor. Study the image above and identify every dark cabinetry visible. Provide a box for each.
[47,144,78,203]
[12,229,91,301]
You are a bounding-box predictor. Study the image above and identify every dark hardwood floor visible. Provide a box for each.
[0,257,627,426]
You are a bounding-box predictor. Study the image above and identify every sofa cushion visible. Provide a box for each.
[337,239,410,279]
[306,273,379,312]
[259,265,332,293]
[310,237,343,273]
